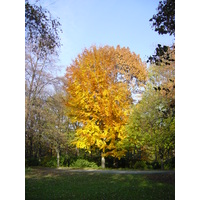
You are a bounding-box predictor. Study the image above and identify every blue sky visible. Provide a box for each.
[36,0,174,75]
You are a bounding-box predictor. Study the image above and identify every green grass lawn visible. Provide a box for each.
[25,168,175,200]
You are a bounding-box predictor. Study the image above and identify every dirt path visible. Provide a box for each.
[30,167,174,175]
[26,167,175,185]
[60,168,174,174]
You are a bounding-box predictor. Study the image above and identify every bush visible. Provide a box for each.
[59,156,66,166]
[40,156,69,167]
[46,159,57,167]
[71,159,98,168]
[134,161,147,170]
[26,158,40,166]
[151,161,161,169]
[164,157,175,170]
[40,157,57,167]
[146,162,153,170]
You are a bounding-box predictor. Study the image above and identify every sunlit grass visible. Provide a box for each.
[26,168,175,200]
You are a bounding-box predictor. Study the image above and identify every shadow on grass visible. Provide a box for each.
[26,168,175,200]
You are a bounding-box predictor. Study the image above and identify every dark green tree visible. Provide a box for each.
[148,0,175,65]
[150,0,175,36]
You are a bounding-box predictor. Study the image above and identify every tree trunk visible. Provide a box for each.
[38,142,41,162]
[159,148,164,170]
[56,149,60,168]
[91,150,93,158]
[113,158,118,168]
[161,158,164,170]
[76,147,79,157]
[101,155,105,169]
[66,149,70,167]
[29,134,33,159]
[155,146,157,162]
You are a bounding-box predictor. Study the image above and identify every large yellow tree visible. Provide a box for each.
[64,45,147,167]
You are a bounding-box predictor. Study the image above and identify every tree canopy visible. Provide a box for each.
[125,85,175,169]
[149,0,175,36]
[64,45,147,159]
[25,0,62,57]
[148,0,175,65]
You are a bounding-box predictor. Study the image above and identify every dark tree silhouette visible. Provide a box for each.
[150,0,175,36]
[148,0,175,117]
[148,0,175,65]
[25,0,62,57]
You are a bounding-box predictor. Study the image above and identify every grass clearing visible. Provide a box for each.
[25,167,175,200]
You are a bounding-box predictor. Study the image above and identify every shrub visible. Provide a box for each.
[71,159,98,168]
[59,156,66,166]
[146,162,153,170]
[40,157,57,167]
[26,158,39,166]
[39,155,78,167]
[164,157,175,170]
[151,161,161,169]
[134,161,147,170]
[46,159,57,167]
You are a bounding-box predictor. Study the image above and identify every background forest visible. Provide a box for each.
[25,0,175,170]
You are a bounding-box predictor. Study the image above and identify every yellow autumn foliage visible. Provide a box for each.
[64,45,147,158]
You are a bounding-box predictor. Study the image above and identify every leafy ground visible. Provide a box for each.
[25,167,175,200]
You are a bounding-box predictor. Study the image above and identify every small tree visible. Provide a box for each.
[125,86,175,169]
[43,91,73,167]
[25,44,59,160]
